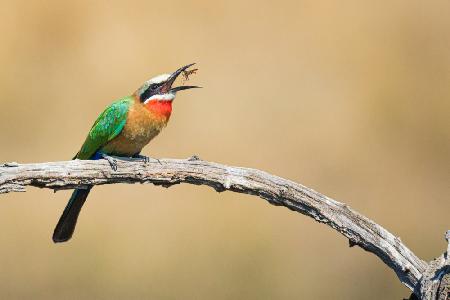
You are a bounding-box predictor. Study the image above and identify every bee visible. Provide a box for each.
[181,68,198,83]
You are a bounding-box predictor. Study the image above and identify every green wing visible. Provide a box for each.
[75,97,133,160]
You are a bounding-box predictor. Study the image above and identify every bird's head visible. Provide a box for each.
[135,63,200,105]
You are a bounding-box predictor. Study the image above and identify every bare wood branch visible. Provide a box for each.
[0,157,432,295]
[414,231,450,300]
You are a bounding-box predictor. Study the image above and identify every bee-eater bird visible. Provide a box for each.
[53,63,200,243]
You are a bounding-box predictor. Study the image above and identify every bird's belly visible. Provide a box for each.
[101,115,166,156]
[101,127,161,156]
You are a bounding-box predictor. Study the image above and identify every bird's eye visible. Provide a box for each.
[151,84,158,90]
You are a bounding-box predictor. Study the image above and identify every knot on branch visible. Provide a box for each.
[187,155,201,161]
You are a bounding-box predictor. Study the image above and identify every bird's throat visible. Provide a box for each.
[144,100,173,120]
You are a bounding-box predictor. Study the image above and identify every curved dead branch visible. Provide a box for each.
[0,157,447,298]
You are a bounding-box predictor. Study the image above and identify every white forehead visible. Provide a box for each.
[137,73,172,97]
[148,73,171,84]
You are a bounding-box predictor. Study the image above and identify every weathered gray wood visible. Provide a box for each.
[0,157,447,298]
[413,231,450,300]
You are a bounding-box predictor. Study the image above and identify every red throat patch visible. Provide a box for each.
[144,100,173,119]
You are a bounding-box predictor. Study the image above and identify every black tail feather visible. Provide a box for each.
[53,187,92,243]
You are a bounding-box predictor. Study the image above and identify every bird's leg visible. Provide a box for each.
[100,153,118,171]
[132,153,162,165]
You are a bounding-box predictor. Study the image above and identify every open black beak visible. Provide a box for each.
[162,63,201,93]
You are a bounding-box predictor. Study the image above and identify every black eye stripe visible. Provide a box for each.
[140,83,162,102]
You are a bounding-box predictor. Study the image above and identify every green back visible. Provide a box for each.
[75,97,133,160]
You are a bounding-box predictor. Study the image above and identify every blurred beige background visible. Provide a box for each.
[0,0,449,299]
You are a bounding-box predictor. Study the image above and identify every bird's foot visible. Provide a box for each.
[132,154,162,165]
[132,154,150,163]
[100,153,118,171]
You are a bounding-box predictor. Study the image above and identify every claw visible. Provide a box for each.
[132,154,162,165]
[154,157,162,165]
[101,153,118,171]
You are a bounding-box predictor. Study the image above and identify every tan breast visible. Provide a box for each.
[101,100,170,156]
